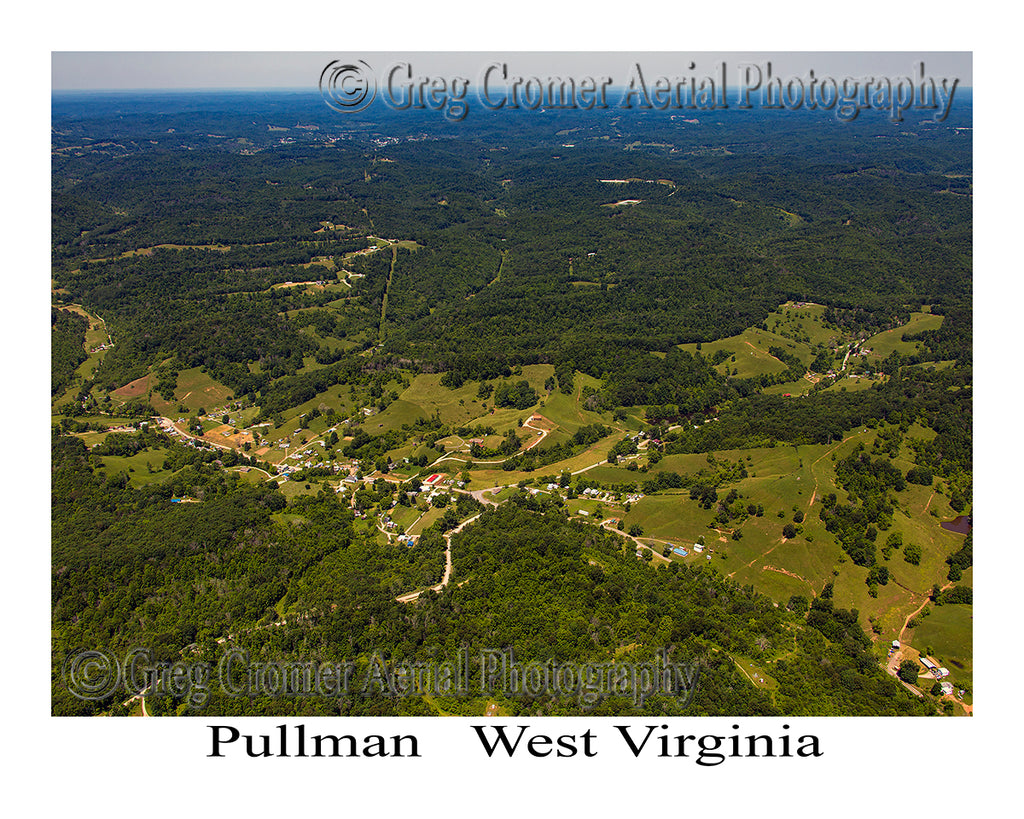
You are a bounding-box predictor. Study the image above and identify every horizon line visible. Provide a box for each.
[52,85,976,94]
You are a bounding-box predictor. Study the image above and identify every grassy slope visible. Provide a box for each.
[864,311,943,362]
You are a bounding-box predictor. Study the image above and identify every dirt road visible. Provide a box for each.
[395,513,481,603]
[428,415,553,467]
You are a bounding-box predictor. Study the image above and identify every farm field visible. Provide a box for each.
[407,506,445,536]
[155,367,234,415]
[539,373,609,431]
[396,374,482,425]
[228,466,274,485]
[386,503,425,534]
[677,302,845,378]
[277,478,324,501]
[765,302,845,349]
[467,429,629,489]
[822,374,881,393]
[762,377,818,396]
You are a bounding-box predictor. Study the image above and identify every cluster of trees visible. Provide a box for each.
[492,380,539,410]
[470,428,522,459]
[342,427,408,464]
[380,237,501,328]
[937,585,972,605]
[945,531,973,581]
[819,447,906,566]
[769,345,807,377]
[866,565,890,595]
[608,436,638,462]
[255,360,364,419]
[905,466,934,486]
[614,350,729,421]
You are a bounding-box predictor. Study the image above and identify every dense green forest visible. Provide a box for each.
[52,97,971,396]
[51,308,89,396]
[52,92,971,717]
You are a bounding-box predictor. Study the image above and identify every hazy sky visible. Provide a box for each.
[51,52,972,91]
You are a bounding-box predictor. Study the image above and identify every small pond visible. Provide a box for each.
[940,515,972,535]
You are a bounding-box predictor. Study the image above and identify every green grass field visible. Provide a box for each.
[465,428,629,489]
[863,311,943,362]
[579,464,645,486]
[678,303,846,380]
[147,366,234,415]
[680,328,792,379]
[407,506,445,536]
[271,512,311,527]
[367,399,429,435]
[565,496,617,519]
[386,504,425,533]
[98,448,175,487]
[277,477,325,501]
[396,373,493,427]
[729,653,779,691]
[822,374,881,393]
[72,430,114,448]
[229,466,274,485]
[539,375,613,432]
[767,303,844,348]
[622,492,711,543]
[517,364,557,394]
[762,377,818,396]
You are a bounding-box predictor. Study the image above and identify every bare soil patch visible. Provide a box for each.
[111,374,155,400]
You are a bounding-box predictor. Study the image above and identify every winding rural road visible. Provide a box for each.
[158,415,343,483]
[158,416,237,452]
[428,414,553,468]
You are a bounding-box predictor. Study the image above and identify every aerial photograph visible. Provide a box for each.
[51,51,973,722]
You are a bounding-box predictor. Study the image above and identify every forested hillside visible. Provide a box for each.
[52,92,971,717]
